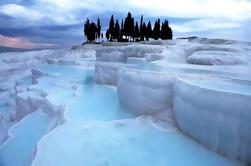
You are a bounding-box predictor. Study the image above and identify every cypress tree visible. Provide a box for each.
[141,22,147,41]
[106,29,110,41]
[160,20,173,40]
[134,21,140,41]
[161,20,167,40]
[109,15,115,40]
[167,20,173,39]
[130,17,134,41]
[114,19,120,41]
[140,15,144,41]
[124,12,134,40]
[84,19,98,42]
[124,12,130,39]
[146,21,152,41]
[120,19,124,40]
[153,19,161,40]
[84,18,90,42]
[88,22,97,42]
[97,18,101,41]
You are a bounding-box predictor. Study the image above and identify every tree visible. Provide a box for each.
[140,15,144,41]
[120,19,124,40]
[130,17,135,41]
[109,15,115,40]
[87,22,97,42]
[124,12,134,40]
[102,12,173,43]
[134,21,140,40]
[84,18,98,42]
[146,21,152,41]
[160,20,173,40]
[106,29,110,41]
[153,19,161,40]
[141,22,147,41]
[97,18,101,41]
[114,19,120,41]
[167,21,173,39]
[84,18,90,42]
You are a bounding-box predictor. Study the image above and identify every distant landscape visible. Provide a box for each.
[0,46,45,53]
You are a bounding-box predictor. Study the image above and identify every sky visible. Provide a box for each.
[0,0,251,49]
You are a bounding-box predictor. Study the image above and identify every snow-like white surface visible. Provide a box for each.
[173,78,251,162]
[0,102,15,144]
[118,68,174,115]
[97,51,126,62]
[15,90,44,120]
[95,62,134,85]
[0,38,250,165]
[127,57,147,64]
[96,44,167,63]
[123,44,166,57]
[117,63,250,115]
[187,51,247,65]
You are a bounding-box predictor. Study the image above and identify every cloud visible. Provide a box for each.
[36,0,251,21]
[0,34,56,49]
[172,18,251,42]
[127,0,251,21]
[0,4,43,21]
[2,0,251,25]
[171,19,241,33]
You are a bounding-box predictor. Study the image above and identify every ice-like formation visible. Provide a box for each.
[96,44,167,63]
[97,51,126,62]
[116,64,248,116]
[0,102,15,143]
[0,53,97,165]
[127,57,147,64]
[47,47,96,66]
[95,44,174,84]
[123,44,166,57]
[145,53,165,62]
[0,38,250,166]
[95,62,134,85]
[187,51,247,65]
[173,78,251,163]
[0,50,55,66]
[15,90,44,120]
[117,68,174,115]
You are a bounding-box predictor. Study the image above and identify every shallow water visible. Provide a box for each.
[0,111,51,166]
[31,120,242,166]
[64,85,134,122]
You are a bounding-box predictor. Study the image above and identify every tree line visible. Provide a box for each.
[84,12,173,43]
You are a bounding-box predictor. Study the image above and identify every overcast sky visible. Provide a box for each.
[0,0,251,48]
